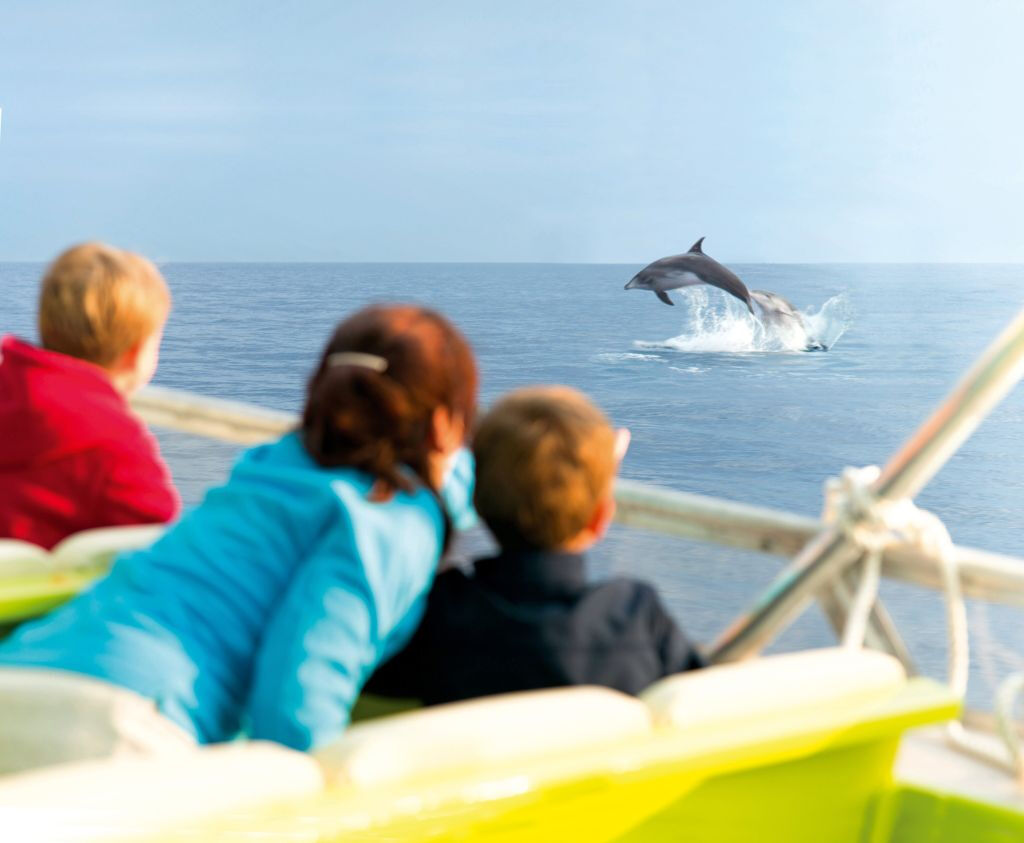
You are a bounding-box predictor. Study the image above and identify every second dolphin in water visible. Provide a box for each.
[624,238,827,351]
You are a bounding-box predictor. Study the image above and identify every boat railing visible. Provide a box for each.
[131,385,1024,611]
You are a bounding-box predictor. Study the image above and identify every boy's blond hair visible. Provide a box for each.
[38,243,170,367]
[473,386,616,550]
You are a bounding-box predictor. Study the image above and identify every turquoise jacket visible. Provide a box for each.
[0,433,475,750]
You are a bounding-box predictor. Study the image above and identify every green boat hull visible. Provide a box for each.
[121,680,1022,842]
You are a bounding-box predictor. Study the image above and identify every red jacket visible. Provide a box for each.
[0,336,180,549]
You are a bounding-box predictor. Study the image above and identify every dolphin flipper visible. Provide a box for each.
[655,290,674,306]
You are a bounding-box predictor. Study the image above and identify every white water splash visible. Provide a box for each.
[634,288,852,354]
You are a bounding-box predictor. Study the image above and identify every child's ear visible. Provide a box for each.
[105,331,163,396]
[429,406,465,455]
[112,342,142,373]
[587,493,616,542]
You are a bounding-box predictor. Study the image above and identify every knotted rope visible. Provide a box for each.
[823,465,1022,778]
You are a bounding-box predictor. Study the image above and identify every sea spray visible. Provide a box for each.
[634,288,852,354]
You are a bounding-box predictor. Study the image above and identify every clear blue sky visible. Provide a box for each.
[1,1,1022,262]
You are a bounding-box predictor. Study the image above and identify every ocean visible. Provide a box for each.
[3,262,1023,707]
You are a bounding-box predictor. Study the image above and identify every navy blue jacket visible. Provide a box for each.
[367,548,704,704]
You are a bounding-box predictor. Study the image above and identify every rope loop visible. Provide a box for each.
[822,464,1024,777]
[822,465,967,694]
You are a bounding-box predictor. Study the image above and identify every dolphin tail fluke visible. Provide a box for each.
[655,290,674,306]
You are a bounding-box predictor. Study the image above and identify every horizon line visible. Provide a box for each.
[2,259,1024,266]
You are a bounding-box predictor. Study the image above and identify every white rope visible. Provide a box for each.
[841,551,882,650]
[822,465,1022,777]
[822,467,928,654]
[824,467,881,650]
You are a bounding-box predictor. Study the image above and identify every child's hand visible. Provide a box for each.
[441,448,477,531]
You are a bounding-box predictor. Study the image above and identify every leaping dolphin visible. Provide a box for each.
[624,237,755,314]
[624,239,828,351]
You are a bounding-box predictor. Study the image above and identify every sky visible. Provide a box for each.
[1,1,1023,263]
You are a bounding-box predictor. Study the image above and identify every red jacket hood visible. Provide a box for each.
[0,335,139,469]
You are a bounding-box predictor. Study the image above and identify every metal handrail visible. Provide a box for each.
[133,386,295,444]
[614,479,1024,608]
[131,382,1024,609]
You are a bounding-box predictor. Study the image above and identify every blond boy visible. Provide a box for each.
[0,243,179,548]
[369,386,704,704]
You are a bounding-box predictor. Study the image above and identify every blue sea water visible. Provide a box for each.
[2,262,1023,706]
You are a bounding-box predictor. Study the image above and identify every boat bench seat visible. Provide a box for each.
[0,525,165,626]
[0,648,917,841]
[642,646,906,728]
[315,647,906,788]
[0,742,323,843]
[0,540,52,578]
[0,668,196,777]
[316,685,653,787]
[0,525,166,577]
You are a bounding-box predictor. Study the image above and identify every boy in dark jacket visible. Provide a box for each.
[0,243,179,549]
[369,386,703,705]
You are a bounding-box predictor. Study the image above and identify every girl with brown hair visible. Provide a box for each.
[0,304,478,761]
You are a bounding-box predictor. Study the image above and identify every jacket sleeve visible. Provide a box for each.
[94,428,181,527]
[440,447,477,531]
[245,533,377,750]
[244,501,443,751]
[648,588,706,676]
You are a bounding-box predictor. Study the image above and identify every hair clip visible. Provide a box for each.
[327,351,389,373]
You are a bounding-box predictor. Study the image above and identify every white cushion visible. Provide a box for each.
[50,524,166,571]
[0,525,164,578]
[642,647,906,729]
[0,742,324,842]
[315,686,652,788]
[0,667,196,776]
[0,540,49,577]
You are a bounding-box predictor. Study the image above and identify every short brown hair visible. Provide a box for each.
[473,386,616,550]
[38,243,170,367]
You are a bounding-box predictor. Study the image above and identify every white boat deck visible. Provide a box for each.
[897,726,1024,811]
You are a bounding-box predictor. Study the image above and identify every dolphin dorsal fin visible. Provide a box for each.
[688,237,706,254]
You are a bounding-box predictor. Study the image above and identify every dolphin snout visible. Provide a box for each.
[624,277,638,290]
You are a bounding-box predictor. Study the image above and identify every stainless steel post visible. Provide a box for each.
[710,306,1024,664]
